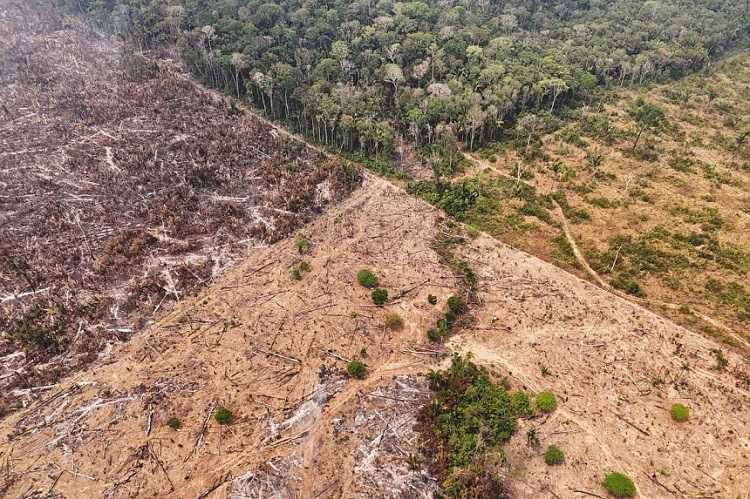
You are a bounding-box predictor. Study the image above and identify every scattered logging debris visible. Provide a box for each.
[0,4,360,413]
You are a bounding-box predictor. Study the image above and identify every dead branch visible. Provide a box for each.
[608,409,650,436]
[321,349,351,363]
[393,278,430,300]
[569,489,605,499]
[643,471,676,495]
[254,347,301,364]
[185,402,216,462]
[148,443,175,492]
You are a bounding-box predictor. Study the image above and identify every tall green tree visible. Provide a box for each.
[628,98,666,152]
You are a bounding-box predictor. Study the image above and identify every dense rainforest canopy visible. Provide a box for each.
[66,0,750,155]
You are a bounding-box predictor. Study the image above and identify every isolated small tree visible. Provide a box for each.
[347,360,367,379]
[670,403,690,422]
[535,391,557,413]
[357,269,379,288]
[372,288,388,306]
[628,98,666,153]
[214,405,234,425]
[544,445,565,465]
[603,472,636,497]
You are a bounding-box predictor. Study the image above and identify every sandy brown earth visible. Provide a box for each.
[450,235,750,498]
[1,173,749,498]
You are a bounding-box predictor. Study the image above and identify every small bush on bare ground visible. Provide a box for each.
[0,4,359,412]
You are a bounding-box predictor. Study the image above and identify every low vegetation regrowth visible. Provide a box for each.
[418,354,519,498]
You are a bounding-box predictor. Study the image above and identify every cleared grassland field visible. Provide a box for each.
[463,52,750,348]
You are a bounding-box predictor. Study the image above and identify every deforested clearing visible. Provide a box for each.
[1,163,749,498]
[0,3,357,413]
[1,2,750,499]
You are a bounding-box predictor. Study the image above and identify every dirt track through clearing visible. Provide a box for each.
[551,199,609,288]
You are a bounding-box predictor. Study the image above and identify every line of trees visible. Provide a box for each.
[64,0,750,156]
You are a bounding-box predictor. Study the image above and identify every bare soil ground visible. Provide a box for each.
[1,173,748,498]
[0,2,356,413]
[449,233,750,498]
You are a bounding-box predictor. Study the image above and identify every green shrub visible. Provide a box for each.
[589,196,618,209]
[544,445,564,465]
[603,472,636,497]
[536,391,558,413]
[357,268,379,288]
[510,391,532,417]
[290,268,302,280]
[214,405,234,425]
[612,273,646,297]
[428,294,438,305]
[166,417,181,430]
[384,313,404,330]
[427,328,441,342]
[436,318,450,334]
[347,360,367,379]
[447,295,465,315]
[295,232,310,254]
[560,128,588,147]
[371,288,388,306]
[465,224,480,238]
[670,403,690,422]
[298,261,312,272]
[520,200,553,224]
[456,261,477,289]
